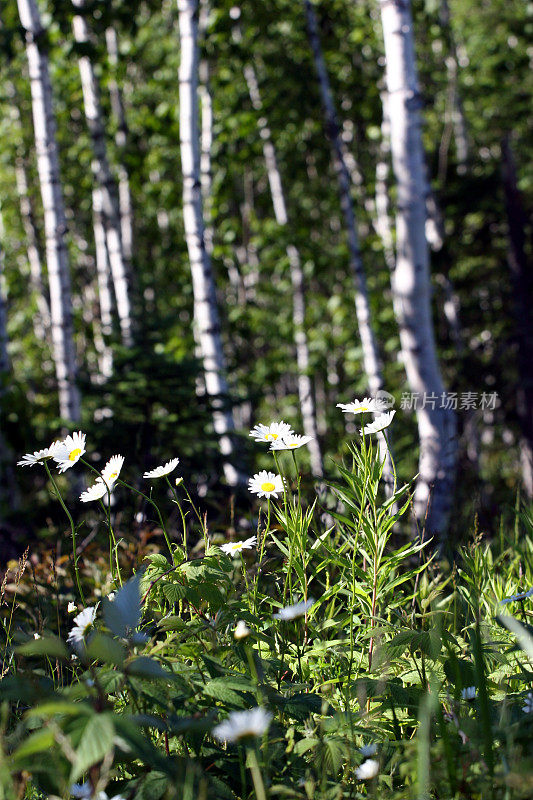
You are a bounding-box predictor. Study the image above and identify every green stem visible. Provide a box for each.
[44,461,85,604]
[165,476,188,557]
[247,744,267,800]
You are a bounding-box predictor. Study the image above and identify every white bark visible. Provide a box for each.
[14,153,51,342]
[243,60,324,477]
[379,0,457,536]
[304,0,392,480]
[374,91,396,272]
[17,0,80,421]
[177,0,239,487]
[105,26,134,260]
[92,187,114,377]
[72,2,133,345]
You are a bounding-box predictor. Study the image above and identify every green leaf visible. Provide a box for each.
[17,636,69,660]
[103,573,142,638]
[126,656,172,679]
[70,713,115,782]
[86,632,126,667]
[162,582,187,603]
[12,728,56,764]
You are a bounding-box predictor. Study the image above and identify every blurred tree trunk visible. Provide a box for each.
[502,135,533,499]
[72,0,133,346]
[13,147,51,343]
[177,0,240,487]
[379,0,457,537]
[303,0,393,482]
[17,0,80,421]
[91,187,114,377]
[0,220,8,378]
[374,90,396,272]
[105,26,134,261]
[243,59,324,477]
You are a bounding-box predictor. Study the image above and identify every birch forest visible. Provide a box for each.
[0,0,532,798]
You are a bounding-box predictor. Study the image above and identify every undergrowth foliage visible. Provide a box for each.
[1,415,533,799]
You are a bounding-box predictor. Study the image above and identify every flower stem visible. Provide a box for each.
[44,462,85,604]
[247,745,267,800]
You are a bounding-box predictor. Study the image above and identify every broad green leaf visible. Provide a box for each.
[70,713,115,781]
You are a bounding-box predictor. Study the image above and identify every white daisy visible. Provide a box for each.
[360,410,396,435]
[53,431,86,473]
[270,434,314,451]
[80,481,108,503]
[337,397,379,414]
[17,441,62,467]
[234,620,251,640]
[355,759,379,780]
[522,692,533,713]
[100,455,124,489]
[220,536,257,556]
[67,602,77,613]
[143,458,180,479]
[461,686,477,701]
[212,707,272,743]
[273,598,315,621]
[33,633,41,639]
[248,471,284,499]
[360,743,378,757]
[249,422,294,443]
[67,606,97,649]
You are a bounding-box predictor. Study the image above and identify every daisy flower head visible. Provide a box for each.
[270,434,313,451]
[461,686,477,701]
[360,410,396,436]
[249,421,294,443]
[337,397,379,415]
[234,620,251,640]
[220,536,257,556]
[17,440,62,468]
[522,692,533,714]
[355,759,379,780]
[100,454,124,489]
[212,707,272,743]
[248,470,284,499]
[67,606,97,650]
[53,431,86,473]
[143,457,179,479]
[79,481,108,503]
[67,601,77,613]
[273,598,315,621]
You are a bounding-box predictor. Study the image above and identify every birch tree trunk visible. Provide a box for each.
[374,90,396,272]
[303,0,392,480]
[14,152,51,342]
[105,26,134,261]
[379,0,457,537]
[72,0,133,346]
[17,0,80,421]
[177,0,239,487]
[243,59,324,477]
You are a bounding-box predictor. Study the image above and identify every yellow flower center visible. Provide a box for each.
[289,443,298,448]
[109,472,117,479]
[69,448,82,461]
[261,482,276,492]
[229,542,242,552]
[265,433,278,440]
[360,406,368,412]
